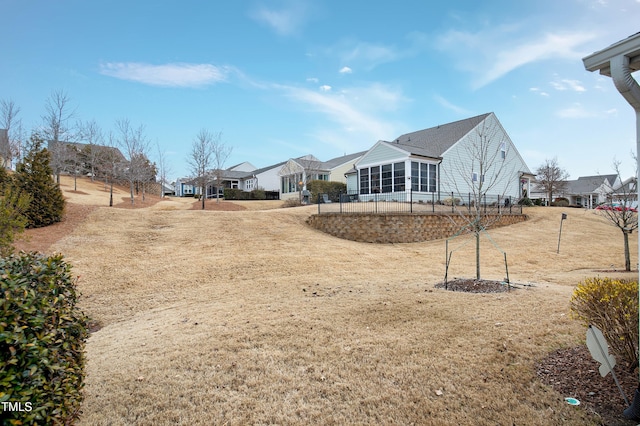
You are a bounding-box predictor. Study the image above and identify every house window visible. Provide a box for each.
[381,164,393,193]
[410,161,437,193]
[281,174,302,193]
[472,173,485,183]
[393,162,405,191]
[360,162,407,194]
[500,142,506,160]
[370,166,380,193]
[360,168,369,194]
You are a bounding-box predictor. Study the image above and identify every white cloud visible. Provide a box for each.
[550,79,586,92]
[319,85,332,92]
[529,87,550,97]
[556,103,596,118]
[437,28,598,89]
[249,2,312,36]
[339,66,353,74]
[277,83,404,150]
[99,62,229,87]
[433,94,472,115]
[306,77,319,83]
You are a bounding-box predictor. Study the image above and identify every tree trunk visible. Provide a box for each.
[201,185,205,210]
[130,181,134,205]
[109,180,113,207]
[476,231,481,280]
[624,230,631,272]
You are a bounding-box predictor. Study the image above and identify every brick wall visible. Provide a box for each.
[306,213,527,243]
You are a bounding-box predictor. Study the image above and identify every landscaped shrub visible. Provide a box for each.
[518,197,534,206]
[0,252,89,424]
[224,188,267,200]
[570,277,638,371]
[443,197,461,206]
[552,197,569,207]
[282,198,302,208]
[306,180,347,203]
[13,135,65,228]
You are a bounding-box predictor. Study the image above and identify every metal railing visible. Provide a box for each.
[317,191,523,215]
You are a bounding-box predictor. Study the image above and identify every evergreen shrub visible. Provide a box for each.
[0,252,88,424]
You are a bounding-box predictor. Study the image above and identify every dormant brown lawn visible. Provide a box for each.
[41,177,638,425]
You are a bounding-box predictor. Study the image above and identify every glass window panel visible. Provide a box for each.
[393,162,405,192]
[382,164,392,193]
[420,163,428,192]
[411,162,419,191]
[370,166,380,193]
[359,168,369,195]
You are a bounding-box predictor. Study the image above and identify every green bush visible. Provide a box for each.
[224,188,268,200]
[0,252,89,424]
[13,135,65,228]
[570,277,638,371]
[306,180,347,203]
[518,197,534,206]
[552,197,569,207]
[0,169,31,256]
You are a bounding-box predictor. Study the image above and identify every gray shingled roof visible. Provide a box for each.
[385,113,492,158]
[322,151,367,169]
[566,174,618,194]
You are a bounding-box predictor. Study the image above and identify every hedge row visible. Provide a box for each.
[0,252,88,424]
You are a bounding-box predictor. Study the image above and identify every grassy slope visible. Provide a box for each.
[48,177,637,425]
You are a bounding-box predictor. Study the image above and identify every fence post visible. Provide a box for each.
[451,192,454,213]
[339,191,343,214]
[375,192,378,214]
[318,193,321,215]
[432,192,435,212]
[498,195,501,215]
[484,194,487,213]
[410,188,413,213]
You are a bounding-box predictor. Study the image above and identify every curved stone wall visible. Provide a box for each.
[306,213,527,243]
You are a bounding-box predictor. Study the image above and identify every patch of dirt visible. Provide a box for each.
[536,346,638,426]
[14,203,100,253]
[434,278,514,293]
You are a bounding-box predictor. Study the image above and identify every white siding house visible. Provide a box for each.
[349,113,533,203]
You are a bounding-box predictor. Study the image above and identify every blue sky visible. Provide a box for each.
[2,0,640,181]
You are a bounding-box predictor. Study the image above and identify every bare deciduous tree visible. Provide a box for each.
[599,160,638,271]
[156,142,172,198]
[0,98,22,169]
[78,119,105,181]
[211,134,232,205]
[444,118,516,280]
[115,119,150,205]
[41,90,78,183]
[188,129,218,210]
[535,157,569,206]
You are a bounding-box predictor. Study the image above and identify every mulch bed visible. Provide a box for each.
[435,278,639,425]
[537,346,638,426]
[434,278,514,293]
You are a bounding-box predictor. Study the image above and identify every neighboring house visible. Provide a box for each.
[47,140,127,178]
[347,112,533,203]
[175,178,197,197]
[564,175,619,208]
[176,160,288,198]
[610,176,638,204]
[278,152,366,200]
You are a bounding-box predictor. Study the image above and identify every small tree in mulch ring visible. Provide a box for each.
[434,279,513,293]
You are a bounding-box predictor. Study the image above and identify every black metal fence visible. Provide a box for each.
[317,191,523,215]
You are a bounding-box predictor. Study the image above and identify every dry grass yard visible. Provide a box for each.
[29,177,640,425]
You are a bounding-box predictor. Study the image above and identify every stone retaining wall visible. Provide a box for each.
[306,213,527,243]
